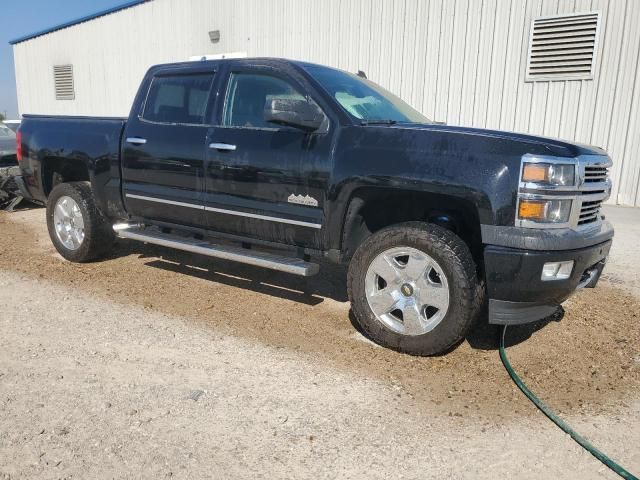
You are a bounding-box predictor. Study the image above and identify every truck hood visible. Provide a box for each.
[387,123,607,158]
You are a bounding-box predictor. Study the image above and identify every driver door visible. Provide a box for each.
[204,67,333,249]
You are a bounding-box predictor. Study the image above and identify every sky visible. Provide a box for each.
[0,0,127,119]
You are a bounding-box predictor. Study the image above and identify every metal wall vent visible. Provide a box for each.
[526,12,601,81]
[53,64,75,100]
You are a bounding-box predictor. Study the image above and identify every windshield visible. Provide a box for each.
[303,64,431,124]
[0,125,15,138]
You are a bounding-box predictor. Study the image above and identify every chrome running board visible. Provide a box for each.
[116,228,319,277]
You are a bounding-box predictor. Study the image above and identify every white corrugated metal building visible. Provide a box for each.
[10,0,640,206]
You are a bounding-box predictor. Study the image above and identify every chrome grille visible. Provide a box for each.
[576,160,611,227]
[584,165,608,183]
[578,198,602,225]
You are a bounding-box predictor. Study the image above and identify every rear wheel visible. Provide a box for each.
[46,182,114,262]
[347,222,481,356]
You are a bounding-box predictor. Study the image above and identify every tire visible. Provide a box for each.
[46,181,115,262]
[347,222,482,356]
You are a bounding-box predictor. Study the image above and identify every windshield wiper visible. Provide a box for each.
[360,119,398,126]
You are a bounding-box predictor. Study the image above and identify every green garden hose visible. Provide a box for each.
[499,325,639,480]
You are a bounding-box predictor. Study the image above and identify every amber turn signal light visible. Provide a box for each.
[518,198,572,223]
[522,163,548,183]
[518,199,547,220]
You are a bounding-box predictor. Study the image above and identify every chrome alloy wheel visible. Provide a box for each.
[53,195,85,251]
[364,246,450,336]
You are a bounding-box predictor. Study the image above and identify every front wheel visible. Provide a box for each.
[46,181,115,262]
[347,222,481,356]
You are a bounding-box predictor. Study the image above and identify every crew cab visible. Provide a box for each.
[15,58,614,355]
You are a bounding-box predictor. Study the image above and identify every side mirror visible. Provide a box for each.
[264,98,325,132]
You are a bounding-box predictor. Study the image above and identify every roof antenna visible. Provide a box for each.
[357,70,367,79]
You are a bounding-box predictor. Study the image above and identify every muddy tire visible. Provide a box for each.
[46,182,114,262]
[347,222,482,356]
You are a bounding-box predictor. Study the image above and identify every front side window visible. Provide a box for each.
[223,73,307,129]
[303,64,431,124]
[143,74,214,125]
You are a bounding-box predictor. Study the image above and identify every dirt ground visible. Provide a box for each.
[1,207,639,479]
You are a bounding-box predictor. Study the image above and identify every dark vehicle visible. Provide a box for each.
[15,58,613,355]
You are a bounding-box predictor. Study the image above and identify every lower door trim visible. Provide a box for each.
[125,193,322,229]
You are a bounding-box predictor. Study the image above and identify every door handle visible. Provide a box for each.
[126,137,147,145]
[209,143,237,151]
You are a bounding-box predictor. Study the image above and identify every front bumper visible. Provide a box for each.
[485,239,612,325]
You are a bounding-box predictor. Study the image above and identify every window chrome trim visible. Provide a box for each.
[125,193,322,229]
[137,117,213,128]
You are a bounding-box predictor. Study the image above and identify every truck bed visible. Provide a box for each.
[18,114,127,215]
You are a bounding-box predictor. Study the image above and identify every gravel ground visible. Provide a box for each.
[0,208,639,479]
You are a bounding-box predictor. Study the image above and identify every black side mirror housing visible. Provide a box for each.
[264,98,325,132]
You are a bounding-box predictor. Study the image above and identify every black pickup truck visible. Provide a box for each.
[15,58,613,355]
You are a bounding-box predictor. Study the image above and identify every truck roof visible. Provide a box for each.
[147,57,336,74]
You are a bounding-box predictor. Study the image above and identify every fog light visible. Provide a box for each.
[541,261,574,281]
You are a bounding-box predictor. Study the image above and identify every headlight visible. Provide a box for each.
[522,163,575,186]
[518,198,572,223]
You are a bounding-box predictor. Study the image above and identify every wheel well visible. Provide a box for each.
[341,188,483,270]
[42,157,90,197]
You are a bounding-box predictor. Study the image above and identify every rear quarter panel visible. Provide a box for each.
[19,115,126,218]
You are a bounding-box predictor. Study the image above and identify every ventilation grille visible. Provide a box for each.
[53,65,75,100]
[578,199,602,226]
[578,162,609,226]
[583,164,609,183]
[526,12,600,81]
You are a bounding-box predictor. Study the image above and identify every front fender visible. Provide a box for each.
[325,125,530,251]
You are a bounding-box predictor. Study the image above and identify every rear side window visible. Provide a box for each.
[143,74,214,125]
[223,73,306,128]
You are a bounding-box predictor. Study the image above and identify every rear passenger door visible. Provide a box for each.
[122,68,216,227]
